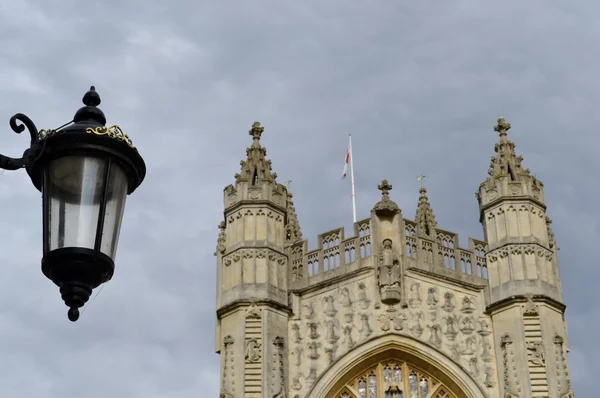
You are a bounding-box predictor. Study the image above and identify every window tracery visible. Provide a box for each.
[336,361,456,398]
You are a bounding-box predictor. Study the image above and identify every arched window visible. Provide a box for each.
[334,360,457,398]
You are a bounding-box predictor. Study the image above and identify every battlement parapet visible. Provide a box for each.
[288,217,490,289]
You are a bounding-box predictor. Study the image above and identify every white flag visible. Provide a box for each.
[342,140,351,179]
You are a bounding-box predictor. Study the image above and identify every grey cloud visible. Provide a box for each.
[0,0,596,396]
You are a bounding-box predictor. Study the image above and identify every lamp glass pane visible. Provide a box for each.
[47,155,107,250]
[100,163,128,259]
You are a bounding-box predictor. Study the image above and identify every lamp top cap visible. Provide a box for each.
[73,86,106,125]
[82,86,101,107]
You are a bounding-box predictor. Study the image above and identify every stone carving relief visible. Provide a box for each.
[459,316,476,334]
[342,326,355,348]
[409,311,424,337]
[215,221,227,256]
[427,287,438,308]
[272,337,287,398]
[245,338,261,362]
[428,324,442,348]
[442,291,455,312]
[220,335,235,398]
[323,295,337,317]
[325,319,340,344]
[291,323,302,344]
[303,302,315,320]
[339,287,353,308]
[359,313,373,339]
[461,296,476,313]
[526,341,545,366]
[523,294,538,316]
[500,334,521,397]
[409,282,422,308]
[357,282,371,310]
[289,278,497,396]
[377,239,402,305]
[554,335,574,398]
[307,322,320,340]
[442,314,458,341]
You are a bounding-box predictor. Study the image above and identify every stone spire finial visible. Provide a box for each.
[249,121,264,148]
[234,121,277,184]
[494,117,511,141]
[487,117,531,180]
[378,179,392,199]
[415,185,438,237]
[373,179,400,215]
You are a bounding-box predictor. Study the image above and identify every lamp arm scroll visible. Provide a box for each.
[0,113,41,171]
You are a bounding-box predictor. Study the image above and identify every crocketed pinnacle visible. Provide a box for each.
[235,121,278,184]
[372,179,400,215]
[285,190,303,244]
[488,117,531,180]
[415,186,437,237]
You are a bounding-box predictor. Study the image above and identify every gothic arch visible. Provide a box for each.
[306,334,486,398]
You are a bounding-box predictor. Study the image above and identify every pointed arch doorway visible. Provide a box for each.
[307,334,486,398]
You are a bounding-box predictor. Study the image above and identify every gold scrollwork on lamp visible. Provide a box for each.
[38,129,59,139]
[85,125,135,148]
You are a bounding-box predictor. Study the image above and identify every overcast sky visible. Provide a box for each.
[0,0,596,396]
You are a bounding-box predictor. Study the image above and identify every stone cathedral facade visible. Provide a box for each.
[214,119,574,398]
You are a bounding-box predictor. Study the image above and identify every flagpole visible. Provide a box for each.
[349,134,357,223]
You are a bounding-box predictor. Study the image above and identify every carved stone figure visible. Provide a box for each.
[461,296,476,313]
[292,323,302,343]
[523,294,538,316]
[378,313,391,332]
[378,239,402,305]
[303,302,315,319]
[526,341,545,366]
[469,357,479,378]
[308,342,320,360]
[325,319,340,344]
[307,322,320,340]
[460,316,475,334]
[339,287,353,308]
[325,346,337,364]
[427,287,438,308]
[294,345,303,366]
[342,326,355,347]
[323,295,338,317]
[245,338,261,362]
[461,335,477,355]
[442,291,455,312]
[428,324,442,347]
[393,312,407,331]
[409,282,422,308]
[409,312,424,337]
[357,282,371,310]
[359,314,373,339]
[478,320,491,336]
[481,339,493,362]
[443,315,458,341]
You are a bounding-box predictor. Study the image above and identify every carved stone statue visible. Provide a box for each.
[378,239,402,305]
[245,338,261,362]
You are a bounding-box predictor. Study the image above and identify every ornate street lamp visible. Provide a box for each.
[0,87,146,322]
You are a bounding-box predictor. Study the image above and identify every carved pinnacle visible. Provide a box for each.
[378,179,392,198]
[494,117,511,139]
[249,121,264,147]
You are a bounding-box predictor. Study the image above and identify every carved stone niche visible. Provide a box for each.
[378,239,402,305]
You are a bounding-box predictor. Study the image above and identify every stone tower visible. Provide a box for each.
[477,118,573,397]
[215,120,574,398]
[215,122,301,398]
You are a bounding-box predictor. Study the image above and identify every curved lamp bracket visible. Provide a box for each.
[0,113,42,171]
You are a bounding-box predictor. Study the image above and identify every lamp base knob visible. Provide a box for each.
[68,306,80,322]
